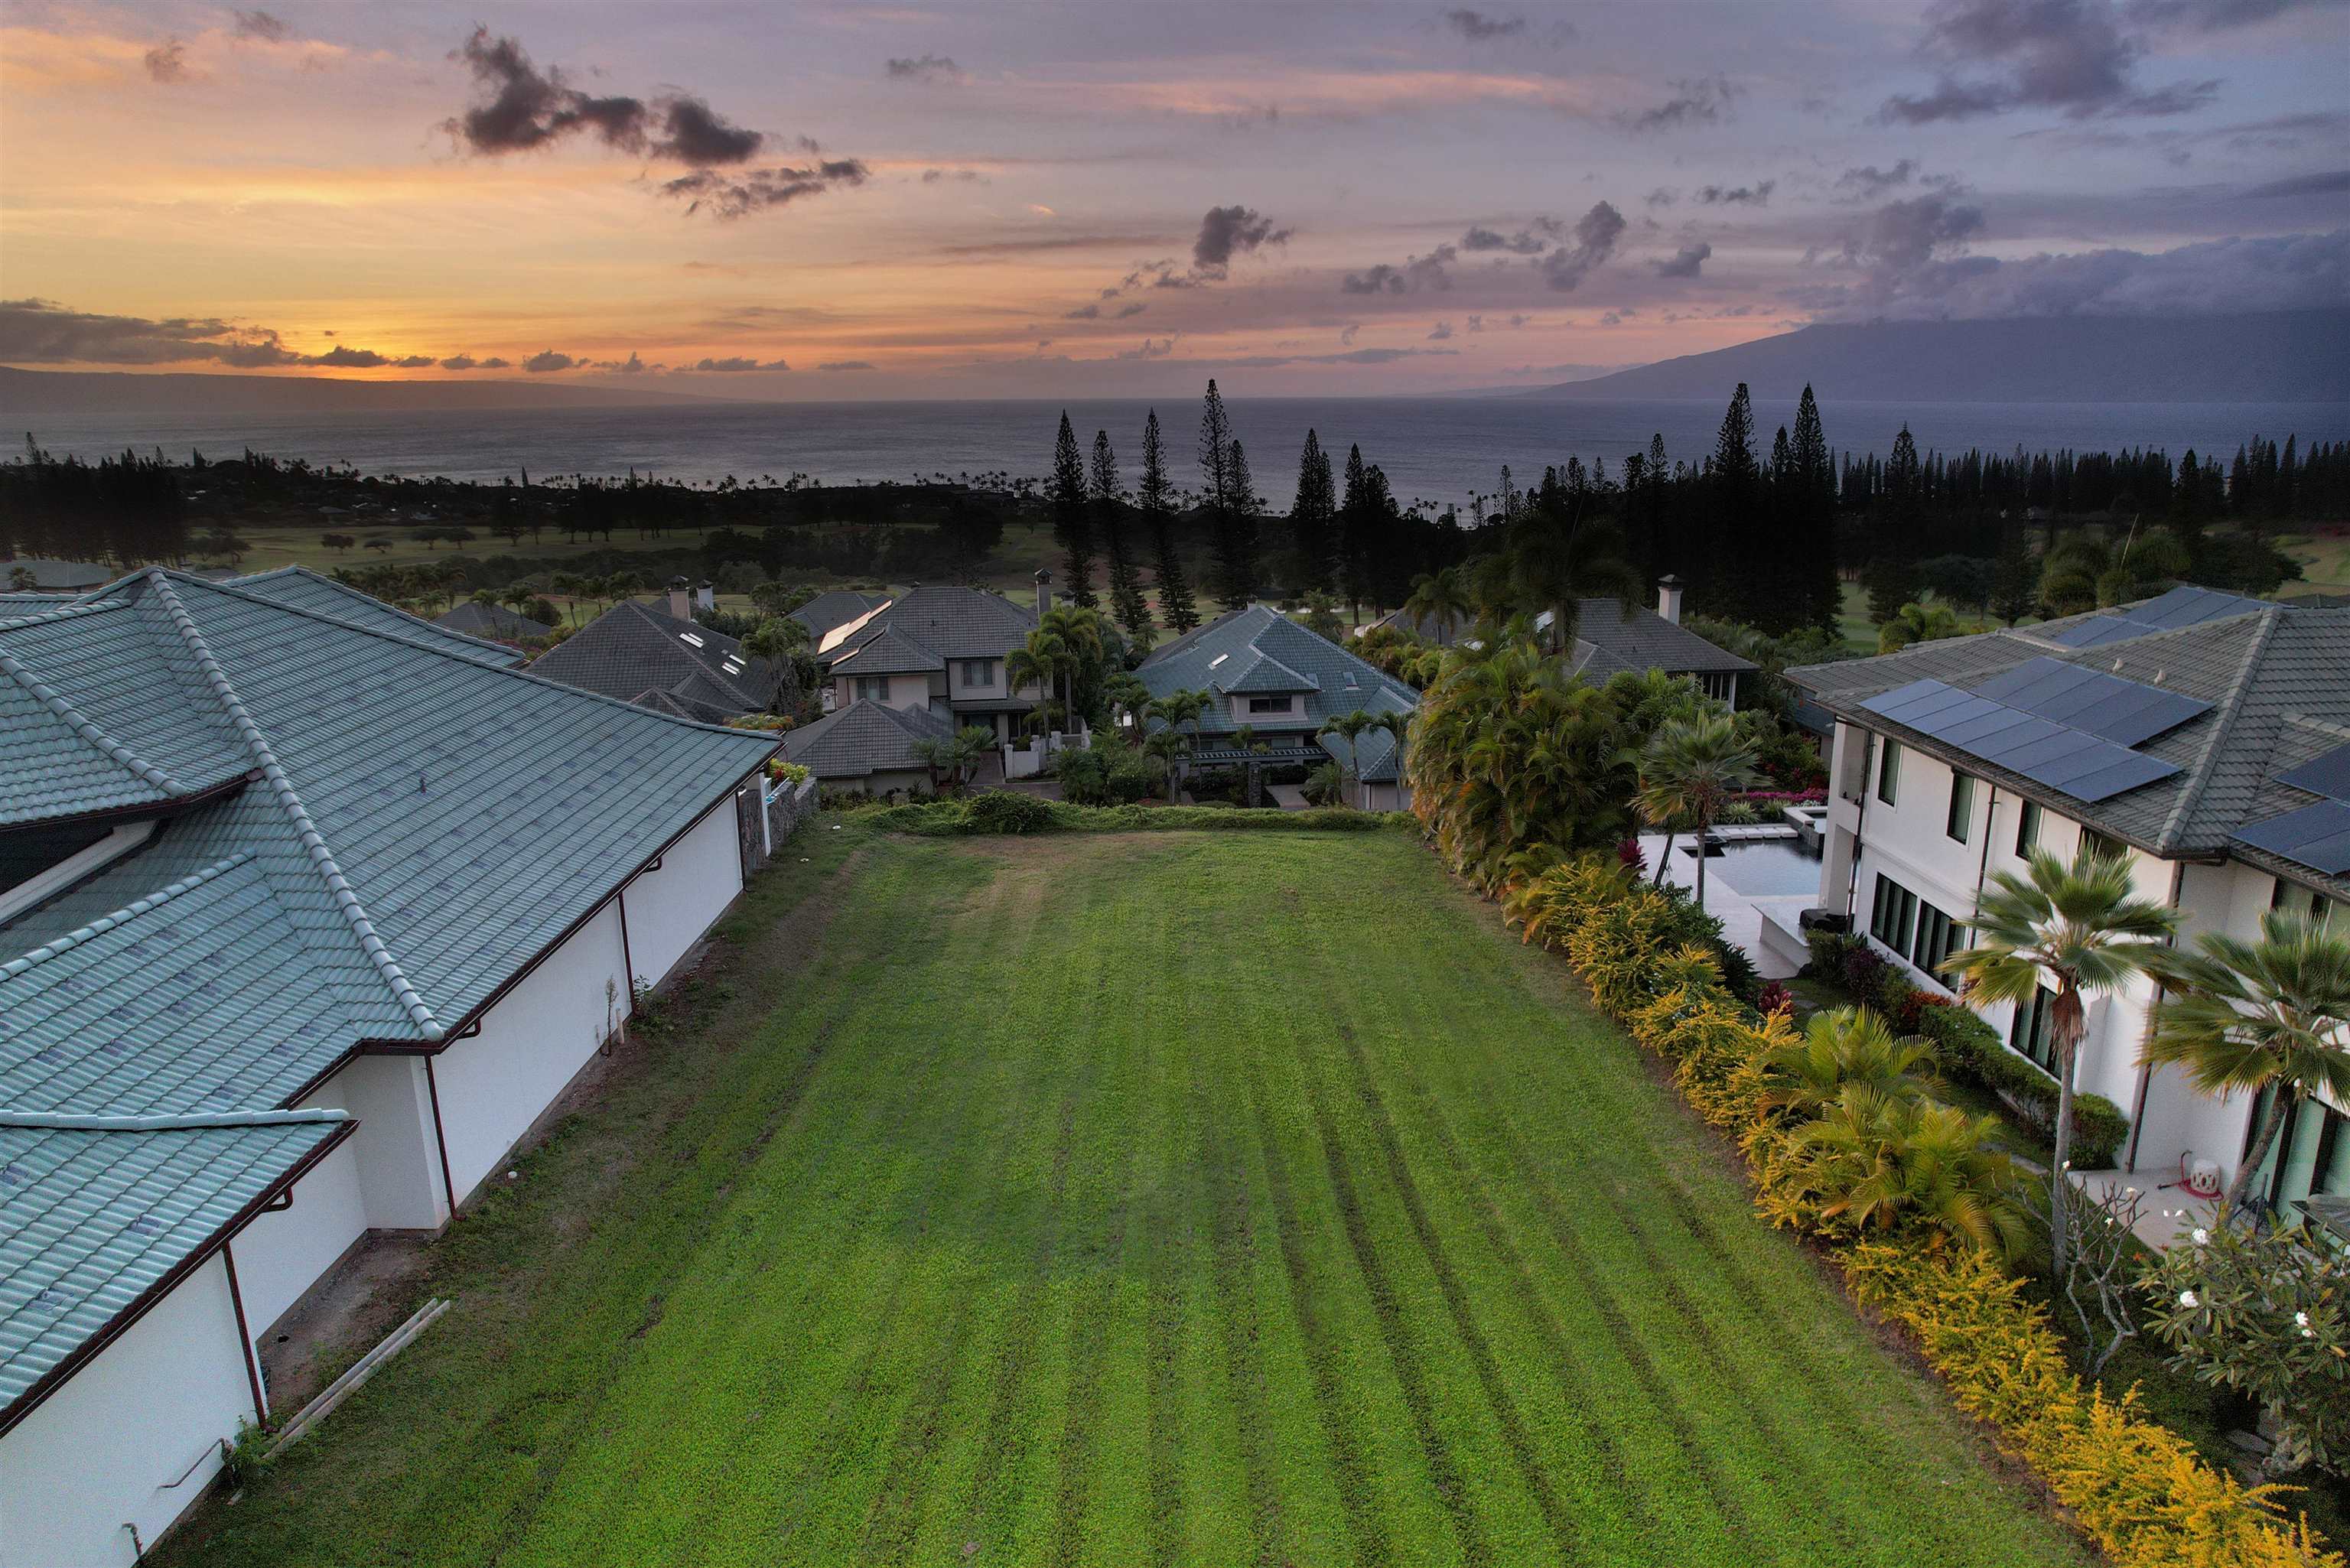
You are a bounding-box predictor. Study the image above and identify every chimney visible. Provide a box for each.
[667,575,692,620]
[696,580,716,612]
[1656,574,1684,626]
[1033,567,1052,619]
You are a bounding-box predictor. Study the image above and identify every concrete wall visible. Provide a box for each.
[226,1127,369,1356]
[0,1256,251,1568]
[332,1053,448,1231]
[622,802,743,990]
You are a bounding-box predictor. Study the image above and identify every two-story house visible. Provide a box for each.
[816,583,1046,742]
[1789,586,2349,1218]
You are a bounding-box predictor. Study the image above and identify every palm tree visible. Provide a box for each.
[1104,672,1154,738]
[2140,908,2350,1213]
[1942,847,2178,1275]
[1150,688,1211,792]
[1473,508,1643,655]
[1634,714,1762,904]
[1005,632,1074,730]
[1756,1007,1939,1120]
[1791,1089,2029,1257]
[550,572,584,625]
[1400,565,1475,646]
[1318,708,1379,805]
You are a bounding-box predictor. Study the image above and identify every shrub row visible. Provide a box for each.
[866,797,1414,837]
[1505,854,2337,1568]
[1805,930,2129,1168]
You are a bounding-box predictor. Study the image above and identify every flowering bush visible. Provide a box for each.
[767,759,810,785]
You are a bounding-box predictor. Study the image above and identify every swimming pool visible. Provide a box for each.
[1678,838,1826,898]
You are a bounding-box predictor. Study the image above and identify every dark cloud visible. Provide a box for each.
[2245,170,2350,197]
[1428,320,1455,340]
[233,11,290,42]
[145,39,190,83]
[522,350,577,372]
[1616,76,1736,132]
[1115,301,1149,317]
[1339,243,1457,294]
[443,28,767,168]
[818,360,876,371]
[1878,0,2221,124]
[1645,187,1678,207]
[1442,9,1526,40]
[689,356,788,371]
[393,354,437,368]
[1696,181,1776,205]
[477,356,511,369]
[1117,337,1176,359]
[600,352,653,374]
[1193,205,1291,273]
[1461,217,1559,254]
[0,298,297,366]
[920,168,985,184]
[1801,225,2350,319]
[885,55,965,85]
[439,354,480,369]
[1062,303,1102,320]
[2125,0,2340,29]
[1538,201,1626,290]
[1837,160,1921,198]
[1652,241,1714,278]
[662,160,870,218]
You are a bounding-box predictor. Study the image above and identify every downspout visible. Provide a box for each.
[423,1057,458,1219]
[220,1241,267,1425]
[2122,858,2188,1171]
[617,886,636,997]
[1972,783,1997,906]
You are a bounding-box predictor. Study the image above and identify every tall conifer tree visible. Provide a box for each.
[1289,428,1336,593]
[1139,409,1199,633]
[1050,412,1096,606]
[1093,430,1150,639]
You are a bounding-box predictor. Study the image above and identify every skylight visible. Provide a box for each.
[1208,653,1229,669]
[722,657,744,674]
[679,632,705,647]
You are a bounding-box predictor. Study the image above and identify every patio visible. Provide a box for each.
[1639,825,1821,981]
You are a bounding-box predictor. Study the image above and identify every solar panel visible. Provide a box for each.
[2041,615,2142,649]
[1857,678,2182,805]
[2129,584,2266,630]
[2233,801,2350,876]
[2274,743,2350,804]
[1972,656,2211,747]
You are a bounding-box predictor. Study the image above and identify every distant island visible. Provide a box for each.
[1526,310,2350,405]
[0,366,740,417]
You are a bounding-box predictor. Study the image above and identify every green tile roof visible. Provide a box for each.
[1,569,779,1421]
[1138,605,1418,737]
[0,1111,349,1413]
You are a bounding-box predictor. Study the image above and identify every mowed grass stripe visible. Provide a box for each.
[155,827,2091,1568]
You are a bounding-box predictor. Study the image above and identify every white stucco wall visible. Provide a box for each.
[332,1053,448,1232]
[620,802,743,991]
[0,1256,252,1568]
[225,1129,368,1356]
[431,899,629,1207]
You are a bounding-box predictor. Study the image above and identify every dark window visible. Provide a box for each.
[1870,872,1919,955]
[2245,1088,2350,1225]
[1877,740,1902,806]
[958,659,998,687]
[1912,901,1968,978]
[2010,985,2059,1074]
[853,676,889,702]
[1246,695,1291,714]
[1946,773,1976,844]
[2016,800,2042,857]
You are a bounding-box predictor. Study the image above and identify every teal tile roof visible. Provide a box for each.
[0,1111,350,1412]
[1,569,778,1421]
[1138,605,1418,737]
[224,568,523,668]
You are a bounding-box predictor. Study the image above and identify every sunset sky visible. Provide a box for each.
[2,0,2345,398]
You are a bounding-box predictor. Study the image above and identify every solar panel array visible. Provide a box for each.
[2039,585,2266,649]
[2274,742,2350,804]
[1973,656,2212,747]
[2234,801,2350,876]
[1858,677,2182,804]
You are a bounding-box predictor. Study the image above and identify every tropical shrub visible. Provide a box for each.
[962,791,1056,834]
[2142,1219,2350,1478]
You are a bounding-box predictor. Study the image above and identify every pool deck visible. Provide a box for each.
[1639,827,1821,981]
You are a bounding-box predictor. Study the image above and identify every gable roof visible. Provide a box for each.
[225,568,524,667]
[1138,605,1418,734]
[829,623,946,676]
[821,586,1034,666]
[529,600,778,722]
[782,698,953,778]
[435,600,552,639]
[1557,600,1756,678]
[788,590,888,641]
[1790,590,2350,893]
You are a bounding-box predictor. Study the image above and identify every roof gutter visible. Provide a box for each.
[0,1117,357,1437]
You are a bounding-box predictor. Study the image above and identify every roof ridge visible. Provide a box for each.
[0,1108,348,1131]
[200,565,521,663]
[144,569,446,1041]
[0,851,252,980]
[2153,603,2284,856]
[153,568,780,742]
[0,597,125,631]
[0,639,191,798]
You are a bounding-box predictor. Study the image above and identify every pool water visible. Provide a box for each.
[1678,838,1825,898]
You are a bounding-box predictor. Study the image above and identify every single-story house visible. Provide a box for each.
[1369,577,1756,704]
[1788,585,2349,1216]
[531,587,789,722]
[817,582,1046,743]
[781,699,957,795]
[0,568,777,1565]
[1137,604,1421,810]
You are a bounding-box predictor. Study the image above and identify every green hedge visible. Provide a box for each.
[1803,930,2128,1169]
[867,798,1415,838]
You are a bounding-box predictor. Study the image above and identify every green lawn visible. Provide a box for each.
[162,824,2086,1567]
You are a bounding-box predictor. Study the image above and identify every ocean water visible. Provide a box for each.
[18,397,2348,514]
